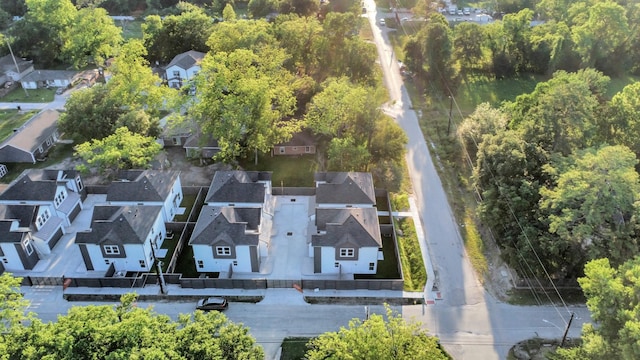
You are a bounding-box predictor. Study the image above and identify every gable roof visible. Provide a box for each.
[0,54,33,73]
[315,172,375,205]
[0,204,37,228]
[0,220,25,243]
[106,170,180,202]
[312,207,382,247]
[274,129,315,147]
[75,205,162,245]
[183,133,219,149]
[166,50,206,70]
[189,206,260,246]
[0,168,65,201]
[0,109,59,153]
[205,171,271,204]
[20,70,77,82]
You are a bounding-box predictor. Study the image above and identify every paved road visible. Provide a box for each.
[364,2,588,359]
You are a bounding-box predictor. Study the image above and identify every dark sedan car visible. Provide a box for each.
[196,297,228,311]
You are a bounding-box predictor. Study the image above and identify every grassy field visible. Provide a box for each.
[0,110,37,143]
[117,18,144,40]
[280,337,312,360]
[239,154,318,187]
[1,88,56,103]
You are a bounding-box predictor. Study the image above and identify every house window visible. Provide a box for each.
[104,245,120,255]
[2,258,7,264]
[216,246,231,256]
[369,262,375,271]
[340,248,355,258]
[279,147,285,154]
[37,146,43,153]
[197,260,204,268]
[292,147,298,151]
[37,209,50,227]
[23,239,34,256]
[172,137,179,145]
[139,260,146,267]
[305,146,311,153]
[54,191,67,207]
[76,177,83,191]
[334,262,339,268]
[104,259,110,265]
[172,71,180,78]
[233,261,238,266]
[46,138,52,146]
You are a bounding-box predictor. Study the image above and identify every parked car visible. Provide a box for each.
[379,18,385,26]
[55,87,65,95]
[196,297,228,311]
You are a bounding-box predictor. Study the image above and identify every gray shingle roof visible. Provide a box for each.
[0,220,24,243]
[205,171,271,204]
[0,54,33,73]
[1,109,59,153]
[75,205,162,245]
[0,204,36,228]
[20,70,77,82]
[166,50,206,70]
[312,207,382,247]
[189,206,261,246]
[0,170,59,201]
[315,172,375,205]
[106,170,180,202]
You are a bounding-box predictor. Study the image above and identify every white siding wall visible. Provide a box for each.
[316,203,375,208]
[193,244,253,273]
[161,177,183,222]
[319,246,378,274]
[21,81,37,89]
[0,243,24,271]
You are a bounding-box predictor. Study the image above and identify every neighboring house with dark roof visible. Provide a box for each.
[0,109,60,163]
[272,130,316,156]
[311,207,382,274]
[183,133,220,159]
[20,70,77,89]
[315,172,376,208]
[0,203,63,271]
[189,206,265,273]
[0,54,34,85]
[105,170,184,222]
[75,205,166,272]
[164,50,205,89]
[205,171,272,208]
[0,169,85,226]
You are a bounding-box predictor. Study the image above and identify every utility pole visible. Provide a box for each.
[5,37,29,98]
[560,312,575,347]
[447,95,453,135]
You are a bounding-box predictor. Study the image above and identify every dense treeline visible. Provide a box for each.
[405,0,640,97]
[403,0,640,279]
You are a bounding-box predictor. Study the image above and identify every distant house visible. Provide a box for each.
[20,70,77,89]
[272,130,316,156]
[311,207,382,274]
[75,205,166,272]
[0,54,34,85]
[315,172,376,208]
[105,170,184,222]
[0,169,86,226]
[189,206,263,273]
[183,133,220,159]
[0,109,60,163]
[164,50,205,89]
[205,171,272,208]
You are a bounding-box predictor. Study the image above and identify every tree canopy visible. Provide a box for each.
[306,306,448,360]
[0,292,264,359]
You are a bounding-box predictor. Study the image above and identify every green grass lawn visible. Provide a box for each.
[117,19,144,40]
[280,337,312,360]
[605,73,640,99]
[0,110,37,143]
[1,87,56,103]
[239,154,318,187]
[355,232,401,280]
[173,194,197,222]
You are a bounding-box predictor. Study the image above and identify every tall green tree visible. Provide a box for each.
[0,273,30,332]
[62,7,123,68]
[540,145,640,267]
[189,48,299,162]
[452,22,487,76]
[571,1,630,74]
[206,19,276,54]
[609,82,640,156]
[556,257,640,359]
[306,306,448,360]
[75,127,162,176]
[457,103,509,160]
